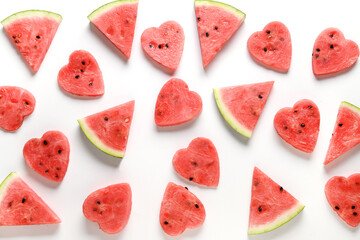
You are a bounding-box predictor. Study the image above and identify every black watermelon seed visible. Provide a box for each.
[22,198,26,203]
[9,202,12,207]
[125,20,129,23]
[308,105,312,109]
[82,61,85,65]
[330,33,334,37]
[298,130,302,133]
[189,177,194,181]
[301,124,305,127]
[58,149,62,154]
[316,48,320,52]
[335,206,339,210]
[149,44,153,48]
[284,126,288,130]
[206,32,209,37]
[258,206,262,212]
[45,169,49,173]
[353,212,358,216]
[294,110,298,113]
[15,40,19,43]
[43,140,48,145]
[12,36,16,39]
[197,17,200,21]
[280,187,283,191]
[36,35,41,39]
[89,82,93,86]
[55,174,59,178]
[266,30,270,34]
[338,123,343,127]
[25,101,29,105]
[312,53,313,56]
[80,69,84,72]
[330,44,334,49]
[185,187,188,190]
[56,167,60,171]
[97,201,101,205]
[104,117,109,121]
[39,162,43,166]
[164,221,169,225]
[352,206,356,209]
[215,26,218,30]
[263,48,267,52]
[75,75,79,79]
[165,44,169,48]
[158,44,162,49]
[315,55,319,59]
[192,162,197,166]
[258,94,263,99]
[195,204,199,208]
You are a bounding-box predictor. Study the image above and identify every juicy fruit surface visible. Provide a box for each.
[0,172,60,225]
[155,78,202,126]
[195,0,245,68]
[249,167,304,234]
[325,174,360,227]
[88,0,138,58]
[0,86,36,132]
[274,99,320,153]
[312,28,359,76]
[160,182,206,236]
[58,50,104,97]
[2,10,62,72]
[83,183,132,234]
[214,81,274,138]
[141,21,184,70]
[172,137,219,187]
[324,102,360,165]
[247,21,292,72]
[23,131,70,182]
[79,100,134,157]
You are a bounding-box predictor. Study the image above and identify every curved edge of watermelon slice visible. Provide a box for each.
[213,88,252,138]
[87,0,138,21]
[194,0,246,19]
[248,202,305,235]
[77,118,125,158]
[1,10,62,26]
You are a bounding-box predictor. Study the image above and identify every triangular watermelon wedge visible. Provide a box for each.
[0,172,60,225]
[324,101,360,165]
[2,10,62,72]
[213,81,274,138]
[195,0,245,68]
[88,0,138,59]
[78,100,134,158]
[248,167,304,235]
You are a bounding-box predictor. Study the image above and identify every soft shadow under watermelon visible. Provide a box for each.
[0,224,59,238]
[314,63,357,80]
[84,218,126,238]
[58,84,103,100]
[159,221,203,239]
[324,144,360,172]
[155,117,200,132]
[78,128,122,167]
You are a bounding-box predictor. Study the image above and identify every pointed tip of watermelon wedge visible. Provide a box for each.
[87,0,139,21]
[1,10,62,26]
[0,172,19,196]
[194,0,246,19]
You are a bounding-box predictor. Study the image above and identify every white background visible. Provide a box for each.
[0,0,359,239]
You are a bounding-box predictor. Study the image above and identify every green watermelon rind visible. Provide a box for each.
[341,101,360,115]
[78,118,125,158]
[88,0,139,21]
[0,172,18,201]
[213,88,252,138]
[1,10,62,26]
[194,0,246,20]
[248,202,305,235]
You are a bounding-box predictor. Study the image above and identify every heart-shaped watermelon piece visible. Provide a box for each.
[247,21,292,72]
[312,28,359,76]
[23,131,70,182]
[0,86,36,132]
[141,21,184,71]
[172,137,219,187]
[155,78,202,126]
[274,99,320,153]
[83,183,132,234]
[160,182,206,236]
[58,50,104,97]
[325,174,360,227]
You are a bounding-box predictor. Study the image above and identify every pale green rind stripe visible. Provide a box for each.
[1,10,62,26]
[78,118,124,158]
[194,0,246,19]
[0,172,19,201]
[248,202,305,235]
[88,0,138,21]
[341,101,360,116]
[213,88,252,138]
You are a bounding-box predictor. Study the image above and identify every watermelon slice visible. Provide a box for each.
[274,99,320,153]
[248,167,305,235]
[2,10,62,72]
[88,0,138,59]
[23,131,70,182]
[312,28,359,76]
[0,86,36,132]
[155,78,202,126]
[160,182,206,236]
[247,21,292,72]
[141,21,185,71]
[83,183,132,234]
[213,81,274,138]
[0,172,60,225]
[172,137,220,187]
[78,100,134,158]
[195,0,245,68]
[324,101,360,165]
[325,173,360,227]
[58,50,104,97]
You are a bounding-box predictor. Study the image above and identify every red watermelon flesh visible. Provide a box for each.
[247,21,292,72]
[195,0,245,68]
[248,167,304,235]
[312,28,359,76]
[58,50,104,97]
[324,101,360,165]
[172,137,219,187]
[0,86,36,132]
[88,0,138,59]
[160,182,206,236]
[274,99,320,153]
[325,174,360,227]
[78,100,134,158]
[0,172,60,225]
[155,78,202,127]
[23,131,70,182]
[141,21,185,71]
[213,81,274,138]
[83,183,132,234]
[2,10,62,72]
